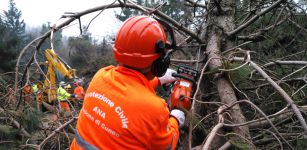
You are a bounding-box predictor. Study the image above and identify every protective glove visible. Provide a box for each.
[170,109,185,127]
[158,68,177,85]
[71,94,77,98]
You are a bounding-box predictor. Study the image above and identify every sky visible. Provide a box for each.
[0,0,122,38]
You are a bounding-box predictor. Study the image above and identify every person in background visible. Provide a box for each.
[73,80,85,108]
[57,81,76,112]
[70,15,186,150]
[23,84,32,103]
[32,83,43,111]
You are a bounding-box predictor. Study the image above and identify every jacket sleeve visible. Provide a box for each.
[60,88,71,99]
[149,116,180,150]
[149,77,160,90]
[64,90,71,99]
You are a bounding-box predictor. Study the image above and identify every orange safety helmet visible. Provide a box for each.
[113,16,167,69]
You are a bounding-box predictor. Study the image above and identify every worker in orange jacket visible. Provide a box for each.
[23,84,32,103]
[74,81,85,100]
[70,16,186,150]
[74,80,85,108]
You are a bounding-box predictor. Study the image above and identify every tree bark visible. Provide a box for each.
[201,0,253,149]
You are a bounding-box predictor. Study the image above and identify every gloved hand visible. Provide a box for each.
[71,94,78,98]
[159,68,177,85]
[170,109,185,127]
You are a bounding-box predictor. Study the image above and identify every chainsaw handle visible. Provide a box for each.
[172,73,197,96]
[172,73,197,86]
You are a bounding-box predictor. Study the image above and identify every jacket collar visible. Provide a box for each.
[115,66,155,93]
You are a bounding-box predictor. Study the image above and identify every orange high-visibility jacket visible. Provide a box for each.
[70,66,180,150]
[74,86,85,100]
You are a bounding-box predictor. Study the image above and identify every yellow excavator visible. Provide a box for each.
[36,48,79,110]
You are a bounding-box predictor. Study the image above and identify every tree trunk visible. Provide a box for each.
[201,0,254,149]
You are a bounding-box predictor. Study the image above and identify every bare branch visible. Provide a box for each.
[249,60,307,133]
[185,0,207,8]
[202,105,226,150]
[221,100,293,149]
[0,108,31,138]
[288,18,307,33]
[227,0,286,36]
[39,117,77,149]
[262,60,307,68]
[217,141,231,150]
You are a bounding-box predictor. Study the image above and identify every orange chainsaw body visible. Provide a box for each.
[168,65,198,110]
[170,77,193,110]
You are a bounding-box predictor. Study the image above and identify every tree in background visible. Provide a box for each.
[116,0,144,21]
[67,28,114,77]
[3,0,25,38]
[40,22,63,52]
[0,0,25,72]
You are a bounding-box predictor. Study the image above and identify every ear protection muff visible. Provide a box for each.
[151,40,170,77]
[151,18,177,77]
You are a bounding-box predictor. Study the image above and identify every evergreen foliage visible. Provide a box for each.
[3,0,25,37]
[40,22,63,52]
[21,107,42,133]
[116,0,144,21]
[228,62,251,86]
[0,0,25,72]
[67,29,114,77]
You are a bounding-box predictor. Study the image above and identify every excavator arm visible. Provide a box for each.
[44,49,78,103]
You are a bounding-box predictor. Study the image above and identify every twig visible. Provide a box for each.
[189,57,219,149]
[264,129,283,150]
[185,0,207,8]
[203,123,223,150]
[249,60,307,134]
[0,108,31,138]
[261,60,307,68]
[288,18,307,33]
[218,141,231,150]
[193,110,217,130]
[227,0,286,36]
[10,118,31,138]
[171,58,205,63]
[222,41,252,54]
[202,105,226,150]
[39,117,77,149]
[86,0,117,31]
[221,100,293,149]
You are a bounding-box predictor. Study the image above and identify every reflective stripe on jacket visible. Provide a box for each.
[70,65,180,150]
[57,86,71,101]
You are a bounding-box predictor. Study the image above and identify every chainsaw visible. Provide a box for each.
[167,65,199,110]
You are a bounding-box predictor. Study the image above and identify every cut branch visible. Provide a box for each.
[0,108,31,138]
[39,117,77,149]
[249,61,307,133]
